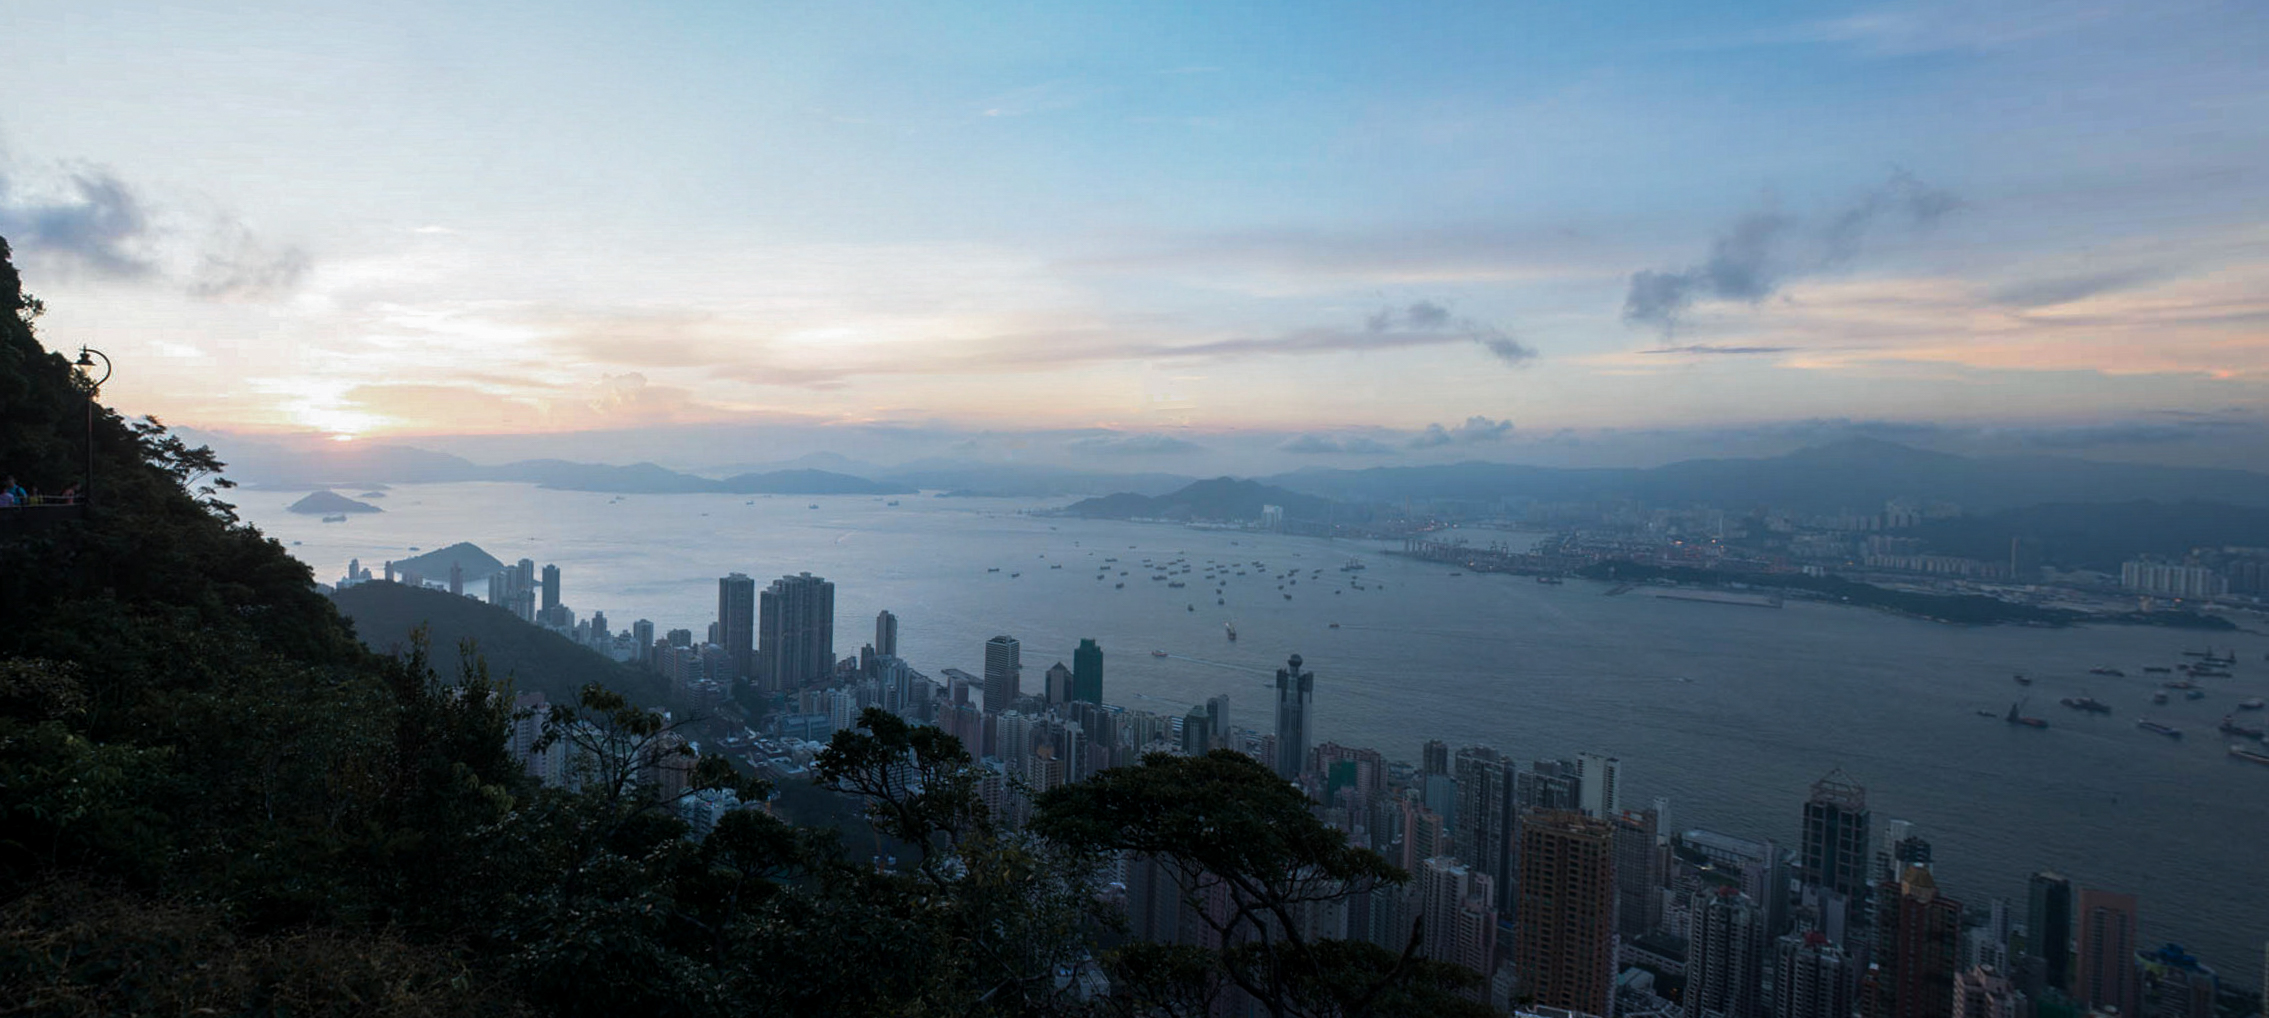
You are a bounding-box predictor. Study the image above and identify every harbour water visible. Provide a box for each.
[239,483,2269,971]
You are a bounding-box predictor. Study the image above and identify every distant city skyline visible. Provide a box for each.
[5,1,2266,457]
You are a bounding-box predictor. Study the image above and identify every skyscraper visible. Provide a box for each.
[718,573,756,680]
[1687,886,1765,1018]
[1869,865,1962,1018]
[1802,769,1872,904]
[1180,705,1213,755]
[1775,930,1855,1018]
[984,636,1021,712]
[757,572,835,692]
[1421,739,1449,778]
[1615,808,1666,942]
[875,609,898,658]
[1577,751,1620,818]
[1418,856,1498,989]
[1205,694,1229,744]
[1272,654,1313,780]
[2027,871,2074,994]
[1514,810,1618,1018]
[1452,746,1515,913]
[2074,887,2139,1017]
[1043,662,1073,704]
[540,563,561,611]
[631,619,655,666]
[1072,637,1104,704]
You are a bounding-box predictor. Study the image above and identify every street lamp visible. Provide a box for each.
[73,346,110,510]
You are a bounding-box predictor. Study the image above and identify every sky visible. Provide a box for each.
[5,0,2269,471]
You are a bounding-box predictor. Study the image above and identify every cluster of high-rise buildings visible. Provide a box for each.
[385,554,2246,1018]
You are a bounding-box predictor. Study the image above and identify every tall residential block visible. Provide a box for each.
[1953,967,2021,1018]
[717,573,756,680]
[1869,865,1962,1018]
[1452,746,1516,913]
[1687,886,1765,1018]
[757,572,835,692]
[1775,930,1855,1018]
[540,563,561,611]
[1577,751,1620,818]
[1418,856,1498,989]
[1514,810,1617,1018]
[2074,887,2139,1017]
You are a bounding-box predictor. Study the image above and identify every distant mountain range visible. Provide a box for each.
[1257,438,2269,514]
[1062,477,1337,522]
[208,432,2269,514]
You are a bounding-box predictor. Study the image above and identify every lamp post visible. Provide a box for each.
[73,346,110,510]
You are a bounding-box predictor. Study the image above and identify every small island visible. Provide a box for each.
[286,489,384,515]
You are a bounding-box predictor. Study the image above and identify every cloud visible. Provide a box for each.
[0,168,156,278]
[2016,418,2258,450]
[1066,432,1205,456]
[1622,170,1962,332]
[1279,433,1397,455]
[1644,344,1796,356]
[188,221,310,299]
[0,160,311,299]
[1410,415,1514,447]
[1987,268,2160,309]
[1365,301,1537,366]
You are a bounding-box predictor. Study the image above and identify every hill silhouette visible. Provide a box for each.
[389,540,506,580]
[331,581,668,707]
[1062,476,1336,521]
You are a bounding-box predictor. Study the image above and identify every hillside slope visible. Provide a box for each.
[331,581,668,706]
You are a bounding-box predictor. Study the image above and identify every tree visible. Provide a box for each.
[1031,750,1495,1018]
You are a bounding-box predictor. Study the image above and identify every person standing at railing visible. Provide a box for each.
[1,476,24,507]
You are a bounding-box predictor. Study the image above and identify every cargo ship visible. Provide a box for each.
[2230,745,2269,766]
[2061,696,2112,714]
[2006,702,2048,729]
[2136,718,2182,739]
[2218,716,2266,739]
[2089,667,2126,677]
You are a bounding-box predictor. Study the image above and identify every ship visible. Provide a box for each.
[2230,744,2269,766]
[1536,575,1564,585]
[1151,650,1168,658]
[886,500,898,506]
[2190,668,2232,679]
[2136,718,2182,738]
[2006,702,2048,728]
[1328,623,1340,629]
[2152,691,2169,705]
[2184,688,2205,701]
[2239,698,2265,710]
[987,567,1000,572]
[2013,673,2033,686]
[2143,666,2172,674]
[1224,622,1237,641]
[2088,667,2126,677]
[2218,716,2266,739]
[2060,696,2112,714]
